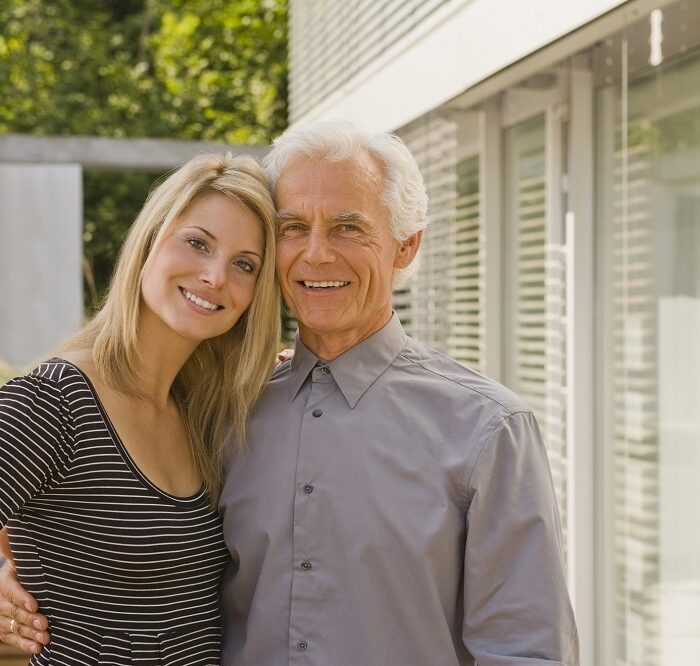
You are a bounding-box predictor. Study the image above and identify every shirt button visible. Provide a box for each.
[301,560,312,570]
[312,409,322,417]
[320,366,330,374]
[297,640,308,652]
[303,483,314,494]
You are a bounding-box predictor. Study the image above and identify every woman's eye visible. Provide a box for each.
[234,259,256,273]
[187,237,207,251]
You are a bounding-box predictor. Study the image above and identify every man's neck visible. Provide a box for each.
[299,311,393,360]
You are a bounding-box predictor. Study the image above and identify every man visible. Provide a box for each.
[1,121,579,664]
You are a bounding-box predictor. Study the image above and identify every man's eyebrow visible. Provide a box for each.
[184,225,216,240]
[276,210,306,223]
[334,212,370,224]
[275,210,370,224]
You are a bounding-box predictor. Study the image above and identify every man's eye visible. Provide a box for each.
[281,223,304,234]
[187,238,207,251]
[339,224,359,232]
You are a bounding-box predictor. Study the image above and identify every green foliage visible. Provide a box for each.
[0,0,287,141]
[82,170,164,313]
[0,0,287,309]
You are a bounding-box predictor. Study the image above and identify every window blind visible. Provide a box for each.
[395,115,483,372]
[288,0,457,121]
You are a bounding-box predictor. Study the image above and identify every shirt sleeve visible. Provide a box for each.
[0,372,74,526]
[462,410,580,666]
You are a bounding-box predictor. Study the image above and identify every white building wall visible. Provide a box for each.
[0,164,83,366]
[291,0,627,132]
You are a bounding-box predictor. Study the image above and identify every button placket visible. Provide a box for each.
[290,369,333,662]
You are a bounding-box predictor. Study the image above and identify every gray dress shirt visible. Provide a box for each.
[219,314,579,666]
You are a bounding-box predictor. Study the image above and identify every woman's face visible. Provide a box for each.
[140,191,264,345]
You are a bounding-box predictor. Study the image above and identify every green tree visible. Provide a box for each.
[0,0,287,310]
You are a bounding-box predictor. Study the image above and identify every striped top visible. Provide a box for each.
[0,360,229,666]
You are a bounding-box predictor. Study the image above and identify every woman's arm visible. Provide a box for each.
[0,370,74,655]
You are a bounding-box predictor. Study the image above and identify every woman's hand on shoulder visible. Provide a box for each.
[276,349,294,366]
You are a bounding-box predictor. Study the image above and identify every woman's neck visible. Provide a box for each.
[129,310,199,408]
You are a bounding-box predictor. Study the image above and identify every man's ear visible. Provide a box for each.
[394,230,423,268]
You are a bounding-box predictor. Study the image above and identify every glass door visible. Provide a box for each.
[596,2,700,662]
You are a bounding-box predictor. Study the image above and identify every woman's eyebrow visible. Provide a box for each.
[241,250,263,260]
[184,225,217,240]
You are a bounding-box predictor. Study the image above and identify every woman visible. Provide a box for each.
[0,152,280,664]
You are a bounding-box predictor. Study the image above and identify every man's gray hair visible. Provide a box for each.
[263,120,429,288]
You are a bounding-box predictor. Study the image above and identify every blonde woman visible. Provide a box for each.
[0,152,280,664]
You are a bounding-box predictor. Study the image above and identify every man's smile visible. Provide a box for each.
[300,280,350,289]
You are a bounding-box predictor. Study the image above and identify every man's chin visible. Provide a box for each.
[296,317,347,336]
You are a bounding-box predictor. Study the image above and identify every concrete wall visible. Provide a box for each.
[0,164,83,367]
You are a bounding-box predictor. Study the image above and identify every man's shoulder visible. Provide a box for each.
[396,337,530,417]
[267,358,293,386]
[256,358,294,402]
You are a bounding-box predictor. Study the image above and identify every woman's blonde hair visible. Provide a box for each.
[62,152,280,504]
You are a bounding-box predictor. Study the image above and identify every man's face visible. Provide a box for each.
[275,153,415,358]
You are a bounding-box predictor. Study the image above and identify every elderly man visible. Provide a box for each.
[1,121,579,665]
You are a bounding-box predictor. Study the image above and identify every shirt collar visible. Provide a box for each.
[288,313,408,408]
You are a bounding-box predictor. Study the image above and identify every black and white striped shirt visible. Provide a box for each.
[0,360,229,665]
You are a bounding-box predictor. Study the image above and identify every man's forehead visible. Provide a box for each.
[274,153,388,225]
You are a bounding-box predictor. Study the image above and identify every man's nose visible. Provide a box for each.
[302,228,335,265]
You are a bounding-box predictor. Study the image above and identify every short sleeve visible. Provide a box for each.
[0,371,74,526]
[462,411,580,665]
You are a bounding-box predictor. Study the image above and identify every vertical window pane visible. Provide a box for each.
[395,115,458,349]
[451,155,482,370]
[598,38,700,666]
[396,114,483,370]
[503,113,570,559]
[504,116,547,419]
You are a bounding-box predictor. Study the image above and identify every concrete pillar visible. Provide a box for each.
[0,163,83,367]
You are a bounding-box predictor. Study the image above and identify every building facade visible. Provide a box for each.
[288,1,700,664]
